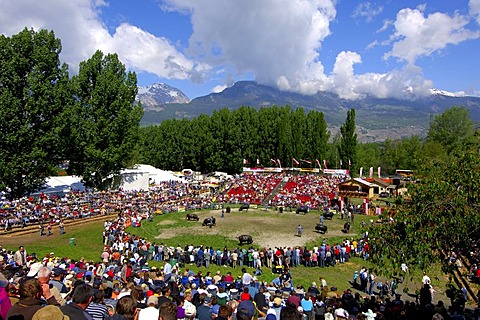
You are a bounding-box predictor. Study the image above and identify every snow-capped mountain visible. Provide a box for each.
[136,83,190,111]
[429,88,466,97]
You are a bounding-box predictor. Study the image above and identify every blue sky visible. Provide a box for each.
[1,0,479,100]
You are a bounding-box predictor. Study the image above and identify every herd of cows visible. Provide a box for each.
[183,205,342,248]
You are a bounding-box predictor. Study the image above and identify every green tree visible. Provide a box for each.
[63,50,143,188]
[427,106,475,154]
[338,109,357,172]
[368,135,480,277]
[0,28,69,198]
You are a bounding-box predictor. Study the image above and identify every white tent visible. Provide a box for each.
[133,164,186,184]
[35,175,85,195]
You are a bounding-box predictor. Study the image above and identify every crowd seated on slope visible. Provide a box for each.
[271,174,347,210]
[220,173,283,205]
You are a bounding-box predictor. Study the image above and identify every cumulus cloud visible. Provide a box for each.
[1,0,478,100]
[326,51,432,100]
[352,2,384,23]
[164,0,336,95]
[470,0,480,24]
[0,0,203,80]
[385,6,480,65]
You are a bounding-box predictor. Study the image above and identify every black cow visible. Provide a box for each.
[202,217,216,228]
[186,213,199,221]
[296,207,308,214]
[341,222,351,233]
[239,204,250,211]
[323,211,334,219]
[315,224,328,234]
[238,235,253,245]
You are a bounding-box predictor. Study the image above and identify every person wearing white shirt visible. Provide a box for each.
[138,296,159,320]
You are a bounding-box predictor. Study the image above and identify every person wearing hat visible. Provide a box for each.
[196,294,213,320]
[0,272,12,319]
[32,305,69,320]
[138,295,159,320]
[50,268,69,294]
[7,278,60,320]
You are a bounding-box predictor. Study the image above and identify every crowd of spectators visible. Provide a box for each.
[271,174,347,210]
[0,207,478,319]
[1,173,479,319]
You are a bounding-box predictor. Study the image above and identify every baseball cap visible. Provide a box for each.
[147,295,158,306]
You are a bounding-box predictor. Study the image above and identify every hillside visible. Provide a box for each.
[138,81,480,142]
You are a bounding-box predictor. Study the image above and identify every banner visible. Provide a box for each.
[369,167,373,179]
[359,167,363,178]
[340,159,343,167]
[348,159,351,167]
[270,159,277,165]
[277,159,282,168]
[300,159,312,164]
[315,159,321,169]
[292,157,300,166]
[377,166,381,178]
[323,159,328,169]
[323,169,349,176]
[243,159,248,165]
[257,159,260,165]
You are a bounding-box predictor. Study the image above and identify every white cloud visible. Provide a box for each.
[164,0,336,95]
[326,51,432,100]
[212,84,227,93]
[352,2,384,23]
[385,6,480,64]
[470,0,480,24]
[0,0,203,80]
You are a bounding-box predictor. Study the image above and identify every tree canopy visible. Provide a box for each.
[138,106,331,173]
[0,28,69,198]
[0,30,142,196]
[62,50,143,188]
[368,109,480,277]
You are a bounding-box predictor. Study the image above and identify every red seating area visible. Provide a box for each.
[224,173,283,204]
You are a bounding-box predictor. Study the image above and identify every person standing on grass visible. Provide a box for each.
[297,225,303,237]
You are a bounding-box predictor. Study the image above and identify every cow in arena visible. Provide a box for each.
[202,217,216,228]
[238,235,253,245]
[186,213,199,221]
[239,204,250,211]
[296,207,308,214]
[323,211,334,219]
[315,224,328,234]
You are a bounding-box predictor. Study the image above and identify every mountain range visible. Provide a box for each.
[137,81,480,142]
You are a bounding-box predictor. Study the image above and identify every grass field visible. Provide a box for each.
[0,207,457,305]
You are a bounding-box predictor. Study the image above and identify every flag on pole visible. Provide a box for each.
[243,159,248,165]
[369,167,374,178]
[377,166,381,178]
[323,159,328,169]
[315,159,322,169]
[257,159,260,165]
[277,159,282,168]
[270,159,277,165]
[292,157,300,166]
[359,167,363,177]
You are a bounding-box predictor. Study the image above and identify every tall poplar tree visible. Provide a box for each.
[0,28,69,198]
[338,109,357,172]
[63,50,143,188]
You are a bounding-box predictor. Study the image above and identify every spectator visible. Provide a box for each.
[61,284,94,319]
[7,278,59,320]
